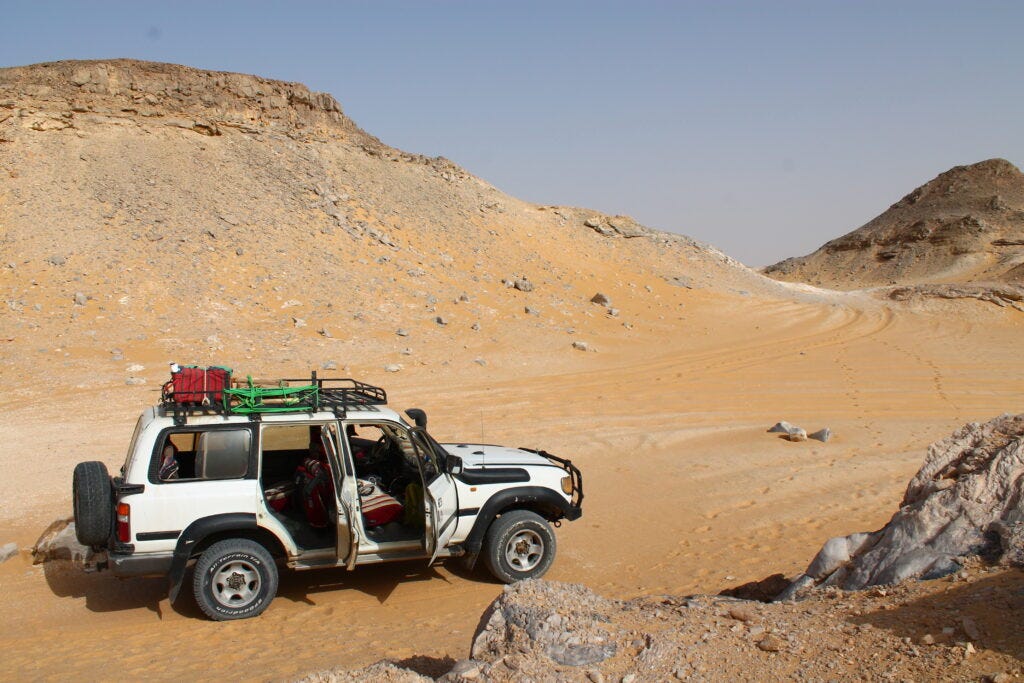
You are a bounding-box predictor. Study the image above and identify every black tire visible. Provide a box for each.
[72,461,112,546]
[193,539,278,621]
[482,510,557,584]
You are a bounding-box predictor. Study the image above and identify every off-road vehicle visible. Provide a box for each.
[71,371,583,620]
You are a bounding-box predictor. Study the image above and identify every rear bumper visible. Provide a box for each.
[109,551,173,578]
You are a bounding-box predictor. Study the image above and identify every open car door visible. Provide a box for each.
[409,427,458,565]
[322,424,357,569]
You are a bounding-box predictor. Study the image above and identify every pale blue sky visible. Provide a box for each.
[2,2,1022,265]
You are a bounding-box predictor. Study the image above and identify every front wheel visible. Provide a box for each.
[482,510,557,584]
[193,539,278,621]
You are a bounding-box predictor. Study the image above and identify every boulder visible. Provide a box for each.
[809,428,832,442]
[470,580,618,667]
[32,518,89,564]
[777,414,1024,598]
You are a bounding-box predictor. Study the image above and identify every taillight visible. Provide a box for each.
[116,503,131,543]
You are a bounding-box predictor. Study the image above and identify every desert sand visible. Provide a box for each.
[1,291,1021,680]
[0,61,1021,680]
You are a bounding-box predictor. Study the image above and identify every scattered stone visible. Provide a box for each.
[961,617,981,641]
[473,358,487,366]
[110,349,124,361]
[444,660,481,680]
[607,308,619,317]
[435,316,448,326]
[786,428,808,442]
[757,634,786,652]
[667,275,693,288]
[126,363,144,372]
[514,278,534,292]
[235,247,245,256]
[767,421,797,434]
[45,255,67,266]
[73,292,88,306]
[396,328,409,337]
[322,360,338,371]
[458,292,471,303]
[989,673,1012,683]
[293,317,306,328]
[920,634,935,645]
[470,322,480,331]
[318,328,332,338]
[809,427,832,442]
[125,377,146,385]
[590,292,611,306]
[0,542,17,564]
[524,306,539,316]
[572,341,590,351]
[384,364,402,373]
[621,674,636,683]
[727,605,757,622]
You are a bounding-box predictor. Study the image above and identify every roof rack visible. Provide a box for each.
[160,371,387,425]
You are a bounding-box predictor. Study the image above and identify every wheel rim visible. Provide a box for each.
[212,560,261,609]
[505,529,544,572]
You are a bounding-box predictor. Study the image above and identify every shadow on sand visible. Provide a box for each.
[41,550,497,621]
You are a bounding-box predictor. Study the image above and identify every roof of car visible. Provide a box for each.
[150,403,406,426]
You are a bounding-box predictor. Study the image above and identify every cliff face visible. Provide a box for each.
[765,159,1024,289]
[0,59,361,140]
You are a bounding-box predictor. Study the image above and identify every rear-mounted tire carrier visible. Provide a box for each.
[73,461,113,546]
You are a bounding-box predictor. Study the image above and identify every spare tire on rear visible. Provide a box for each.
[73,461,112,546]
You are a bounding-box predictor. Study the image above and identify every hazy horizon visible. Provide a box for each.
[2,2,1022,266]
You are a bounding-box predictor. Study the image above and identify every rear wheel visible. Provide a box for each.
[72,461,112,546]
[482,510,557,584]
[193,539,278,621]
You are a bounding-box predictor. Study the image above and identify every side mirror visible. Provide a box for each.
[447,454,463,475]
[406,408,428,429]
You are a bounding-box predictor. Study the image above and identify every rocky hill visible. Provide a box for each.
[0,59,769,397]
[764,159,1024,289]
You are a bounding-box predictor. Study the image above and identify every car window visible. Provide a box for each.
[156,428,251,482]
[409,430,439,482]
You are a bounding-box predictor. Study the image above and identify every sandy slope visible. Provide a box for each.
[0,290,1021,681]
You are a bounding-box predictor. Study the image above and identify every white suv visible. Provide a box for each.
[72,373,583,620]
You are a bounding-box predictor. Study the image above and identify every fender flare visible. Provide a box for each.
[462,486,580,569]
[167,513,258,604]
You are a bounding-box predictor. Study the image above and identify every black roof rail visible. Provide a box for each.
[160,370,388,425]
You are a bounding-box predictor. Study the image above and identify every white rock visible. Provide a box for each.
[0,542,17,564]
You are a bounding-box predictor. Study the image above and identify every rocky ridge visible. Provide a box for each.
[765,159,1024,289]
[0,59,772,397]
